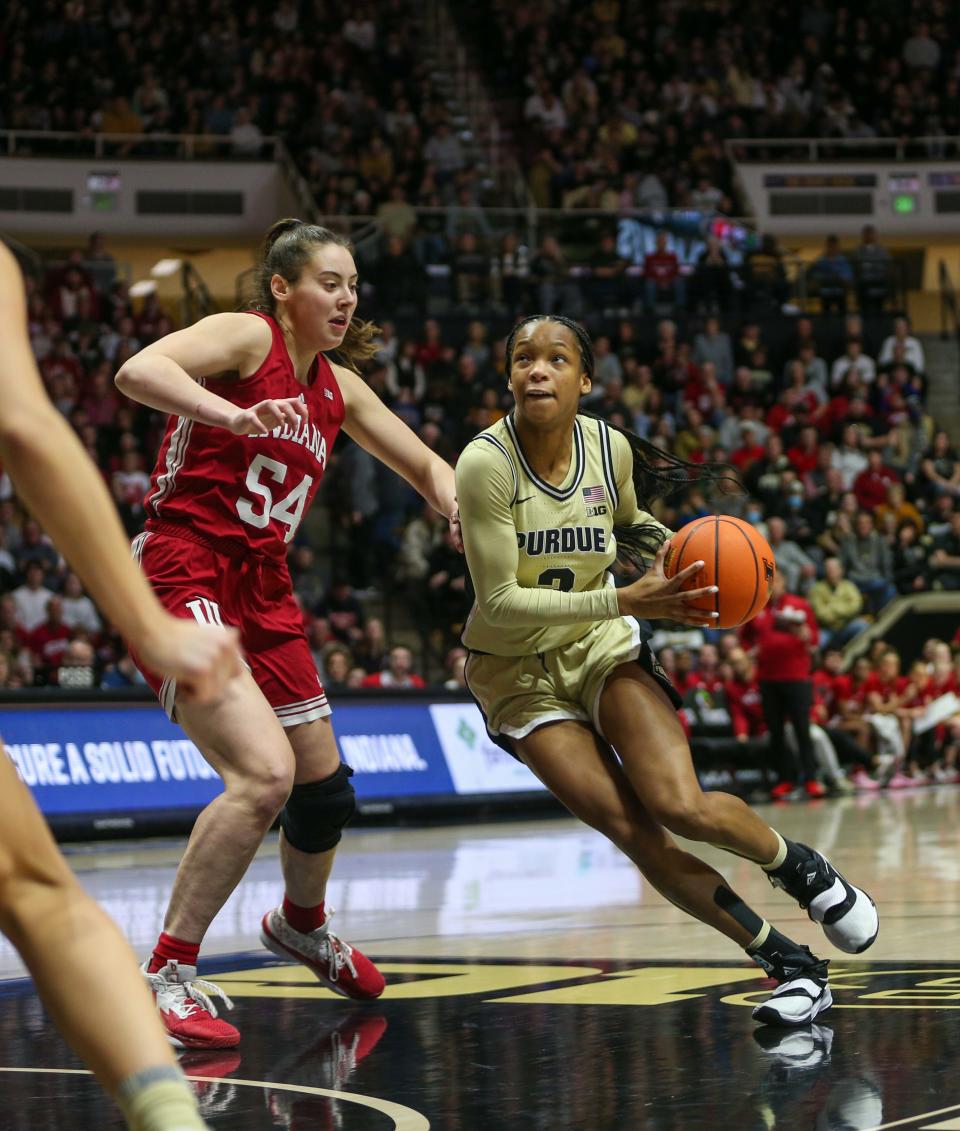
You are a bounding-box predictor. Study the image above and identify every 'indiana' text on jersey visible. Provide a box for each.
[251,414,329,469]
[517,527,607,556]
[144,312,344,558]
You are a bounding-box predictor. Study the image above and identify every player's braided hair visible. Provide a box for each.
[250,218,380,373]
[504,313,744,566]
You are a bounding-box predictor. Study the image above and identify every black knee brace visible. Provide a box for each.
[280,763,356,853]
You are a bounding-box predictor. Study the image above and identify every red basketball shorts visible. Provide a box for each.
[130,527,329,727]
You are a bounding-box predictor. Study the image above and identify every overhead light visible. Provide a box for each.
[129,279,157,297]
[150,258,182,277]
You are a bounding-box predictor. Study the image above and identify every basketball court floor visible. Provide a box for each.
[2,787,960,1130]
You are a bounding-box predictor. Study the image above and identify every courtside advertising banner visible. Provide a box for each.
[3,698,547,820]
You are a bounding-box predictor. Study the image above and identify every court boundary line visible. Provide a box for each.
[0,1066,430,1130]
[866,1102,960,1129]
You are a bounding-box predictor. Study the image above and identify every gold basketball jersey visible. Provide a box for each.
[457,414,671,657]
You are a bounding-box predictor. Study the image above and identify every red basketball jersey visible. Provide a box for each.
[144,311,344,559]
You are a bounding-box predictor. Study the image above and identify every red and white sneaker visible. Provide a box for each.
[142,959,240,1049]
[260,907,385,1000]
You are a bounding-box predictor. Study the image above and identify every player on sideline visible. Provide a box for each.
[456,314,879,1026]
[0,244,241,1127]
[115,219,459,1047]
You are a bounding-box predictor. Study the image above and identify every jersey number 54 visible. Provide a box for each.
[236,453,312,544]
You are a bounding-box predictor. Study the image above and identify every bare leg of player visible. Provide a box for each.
[514,720,836,1025]
[259,717,385,1001]
[600,664,879,958]
[168,670,297,943]
[0,752,208,1129]
[512,722,764,947]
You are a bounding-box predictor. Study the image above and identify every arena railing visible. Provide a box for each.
[725,136,960,162]
[0,130,284,161]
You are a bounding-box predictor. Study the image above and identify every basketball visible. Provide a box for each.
[663,515,776,629]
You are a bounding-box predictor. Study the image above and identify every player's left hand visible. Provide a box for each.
[449,507,463,552]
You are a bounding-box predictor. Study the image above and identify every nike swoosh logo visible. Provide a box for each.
[516,495,535,504]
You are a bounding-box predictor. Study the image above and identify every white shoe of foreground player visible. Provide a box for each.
[260,907,385,999]
[750,950,833,1028]
[767,844,879,954]
[142,960,240,1049]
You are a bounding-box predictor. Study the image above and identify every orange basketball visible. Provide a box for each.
[663,515,776,629]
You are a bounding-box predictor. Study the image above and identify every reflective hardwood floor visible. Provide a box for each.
[2,787,960,1130]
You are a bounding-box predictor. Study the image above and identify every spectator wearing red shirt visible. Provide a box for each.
[360,645,426,690]
[812,648,853,724]
[787,425,821,477]
[730,421,766,472]
[643,230,684,313]
[853,449,899,512]
[26,595,72,677]
[686,642,725,695]
[740,572,824,798]
[725,649,767,740]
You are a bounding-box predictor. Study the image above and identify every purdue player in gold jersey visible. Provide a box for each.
[457,315,879,1027]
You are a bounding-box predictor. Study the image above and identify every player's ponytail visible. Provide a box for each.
[251,219,381,374]
[504,313,744,569]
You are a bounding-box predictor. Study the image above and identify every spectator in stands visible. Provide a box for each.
[423,526,469,643]
[315,577,365,647]
[744,234,789,311]
[692,316,733,385]
[13,519,59,580]
[879,316,925,374]
[229,107,264,157]
[12,561,55,634]
[423,121,465,182]
[438,646,469,690]
[530,235,581,317]
[353,618,389,676]
[809,558,868,649]
[766,515,816,595]
[853,449,899,512]
[831,424,870,488]
[929,511,960,591]
[853,225,892,313]
[372,236,426,317]
[491,232,531,315]
[586,231,628,312]
[691,234,733,315]
[840,510,898,612]
[360,645,426,690]
[831,338,876,388]
[60,573,102,635]
[56,638,96,689]
[808,235,853,313]
[876,481,924,533]
[643,230,684,313]
[320,645,354,695]
[893,520,932,593]
[741,572,824,799]
[920,430,960,499]
[26,596,72,680]
[724,648,767,746]
[451,232,491,311]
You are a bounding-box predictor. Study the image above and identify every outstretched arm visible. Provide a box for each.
[336,361,459,534]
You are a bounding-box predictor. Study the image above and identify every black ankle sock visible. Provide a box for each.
[769,838,813,881]
[748,925,808,965]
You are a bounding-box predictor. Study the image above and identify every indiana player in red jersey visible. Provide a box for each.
[116,219,459,1048]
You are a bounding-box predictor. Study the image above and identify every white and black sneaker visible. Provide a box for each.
[750,947,833,1027]
[768,844,879,954]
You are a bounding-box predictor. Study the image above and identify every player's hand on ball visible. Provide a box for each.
[228,397,309,435]
[617,540,719,627]
[141,617,243,704]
